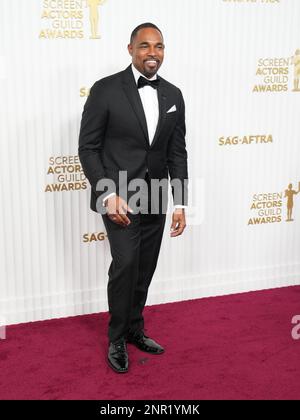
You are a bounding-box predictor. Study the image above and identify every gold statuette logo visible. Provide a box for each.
[285,182,300,222]
[291,50,300,92]
[87,0,106,39]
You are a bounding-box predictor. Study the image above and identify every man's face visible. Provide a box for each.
[128,28,165,78]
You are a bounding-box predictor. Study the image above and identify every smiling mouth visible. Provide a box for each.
[144,60,159,67]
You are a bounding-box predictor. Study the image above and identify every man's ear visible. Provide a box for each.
[128,44,133,56]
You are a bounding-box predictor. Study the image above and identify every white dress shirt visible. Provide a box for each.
[131,64,159,145]
[103,65,186,210]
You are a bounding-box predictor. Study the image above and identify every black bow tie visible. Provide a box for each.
[138,76,160,90]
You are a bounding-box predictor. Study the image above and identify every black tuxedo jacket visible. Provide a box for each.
[78,65,188,213]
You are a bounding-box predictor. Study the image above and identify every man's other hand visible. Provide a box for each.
[170,209,186,237]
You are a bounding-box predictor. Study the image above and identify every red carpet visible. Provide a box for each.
[1,286,300,400]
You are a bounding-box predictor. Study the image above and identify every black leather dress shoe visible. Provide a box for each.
[127,332,165,355]
[108,339,129,373]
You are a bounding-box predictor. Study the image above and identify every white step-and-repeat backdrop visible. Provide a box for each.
[0,0,299,325]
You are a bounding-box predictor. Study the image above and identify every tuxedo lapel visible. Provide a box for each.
[121,66,149,146]
[150,82,167,148]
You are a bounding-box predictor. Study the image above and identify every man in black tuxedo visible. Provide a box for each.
[79,23,188,373]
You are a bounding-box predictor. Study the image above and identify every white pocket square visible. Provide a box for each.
[167,105,177,113]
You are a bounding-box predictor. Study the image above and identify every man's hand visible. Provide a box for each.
[170,208,186,237]
[104,195,133,227]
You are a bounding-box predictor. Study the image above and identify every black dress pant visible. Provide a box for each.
[102,176,167,343]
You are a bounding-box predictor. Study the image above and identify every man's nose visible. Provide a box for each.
[147,46,156,57]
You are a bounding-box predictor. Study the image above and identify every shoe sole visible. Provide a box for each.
[107,358,129,374]
[127,342,165,355]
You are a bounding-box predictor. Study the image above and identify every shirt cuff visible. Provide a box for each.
[174,205,187,209]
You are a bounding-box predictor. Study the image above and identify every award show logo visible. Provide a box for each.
[253,50,300,93]
[80,86,90,97]
[248,181,300,225]
[248,192,283,225]
[39,0,107,40]
[219,134,273,147]
[82,232,108,243]
[45,155,87,192]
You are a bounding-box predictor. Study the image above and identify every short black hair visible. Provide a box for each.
[130,23,163,44]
